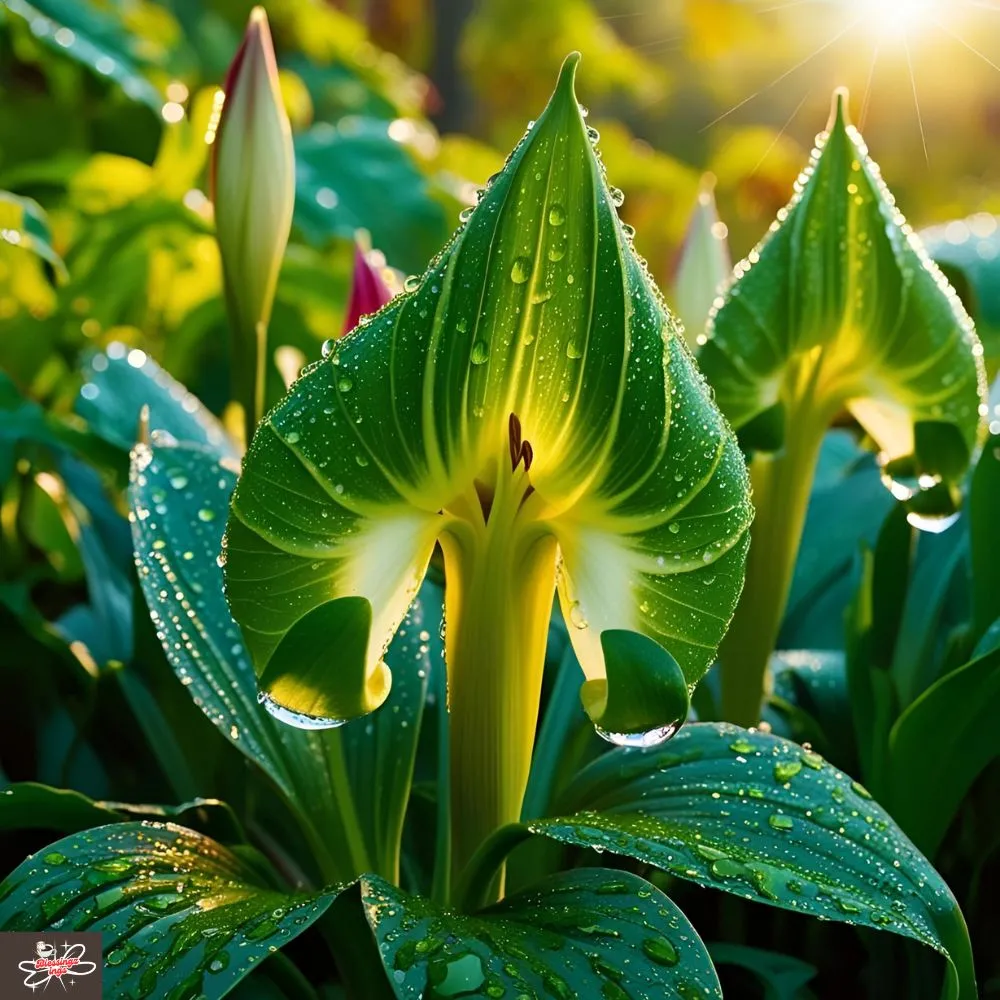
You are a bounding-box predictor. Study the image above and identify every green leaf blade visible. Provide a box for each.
[363,868,722,1000]
[0,822,345,1000]
[531,723,975,999]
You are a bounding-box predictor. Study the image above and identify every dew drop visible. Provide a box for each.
[510,256,532,284]
[470,340,490,365]
[548,204,566,227]
[594,720,681,748]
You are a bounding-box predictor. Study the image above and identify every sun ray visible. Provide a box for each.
[903,36,929,164]
[935,19,1000,73]
[750,90,812,177]
[700,16,861,131]
[860,41,880,130]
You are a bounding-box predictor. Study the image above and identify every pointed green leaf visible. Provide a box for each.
[362,869,722,1000]
[699,91,986,476]
[530,723,975,1000]
[130,433,438,881]
[0,822,345,999]
[226,55,752,732]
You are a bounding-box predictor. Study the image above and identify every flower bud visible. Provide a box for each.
[211,6,294,436]
[343,244,395,335]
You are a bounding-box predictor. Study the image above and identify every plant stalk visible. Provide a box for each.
[439,466,558,904]
[719,402,829,726]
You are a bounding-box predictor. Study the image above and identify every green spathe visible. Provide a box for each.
[224,53,752,890]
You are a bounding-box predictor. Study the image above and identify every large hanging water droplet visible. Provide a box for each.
[258,691,348,730]
[609,187,625,207]
[510,256,532,284]
[470,340,490,365]
[548,204,566,226]
[594,720,681,748]
[321,338,336,358]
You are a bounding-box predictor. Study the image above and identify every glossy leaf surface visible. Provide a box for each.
[0,189,67,279]
[531,723,975,999]
[699,93,986,478]
[363,869,721,1000]
[0,822,342,999]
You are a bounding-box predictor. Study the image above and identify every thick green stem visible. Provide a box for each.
[719,406,828,726]
[439,469,558,903]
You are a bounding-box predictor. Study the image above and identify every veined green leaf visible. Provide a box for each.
[0,822,344,999]
[530,723,976,1000]
[130,432,438,882]
[0,189,67,280]
[362,869,722,1000]
[225,54,752,736]
[699,91,986,475]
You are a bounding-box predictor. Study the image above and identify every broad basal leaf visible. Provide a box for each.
[699,91,986,477]
[0,822,344,1000]
[130,432,438,882]
[363,869,722,1000]
[531,723,975,1000]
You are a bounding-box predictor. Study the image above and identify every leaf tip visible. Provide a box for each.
[828,87,852,130]
[556,51,582,99]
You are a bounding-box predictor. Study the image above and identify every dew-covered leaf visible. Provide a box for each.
[129,434,439,882]
[699,92,986,476]
[531,723,975,1000]
[79,343,238,460]
[363,868,722,1000]
[226,55,752,740]
[4,0,170,110]
[0,822,345,999]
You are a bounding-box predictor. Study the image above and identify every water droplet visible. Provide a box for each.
[285,431,300,445]
[43,852,66,866]
[548,204,566,226]
[642,936,679,967]
[548,242,566,262]
[774,759,802,783]
[668,523,680,535]
[595,721,681,748]
[258,691,347,730]
[769,814,794,831]
[510,256,532,284]
[729,739,754,754]
[197,508,215,523]
[208,952,230,973]
[470,340,490,365]
[566,340,583,359]
[338,376,353,393]
[404,275,420,292]
[609,187,625,207]
[321,338,335,358]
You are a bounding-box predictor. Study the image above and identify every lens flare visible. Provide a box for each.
[856,0,937,39]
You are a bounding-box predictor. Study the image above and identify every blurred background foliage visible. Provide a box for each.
[4,1,1000,996]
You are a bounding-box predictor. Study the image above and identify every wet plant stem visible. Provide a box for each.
[719,404,829,726]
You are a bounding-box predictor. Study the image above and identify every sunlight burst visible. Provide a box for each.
[853,0,938,38]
